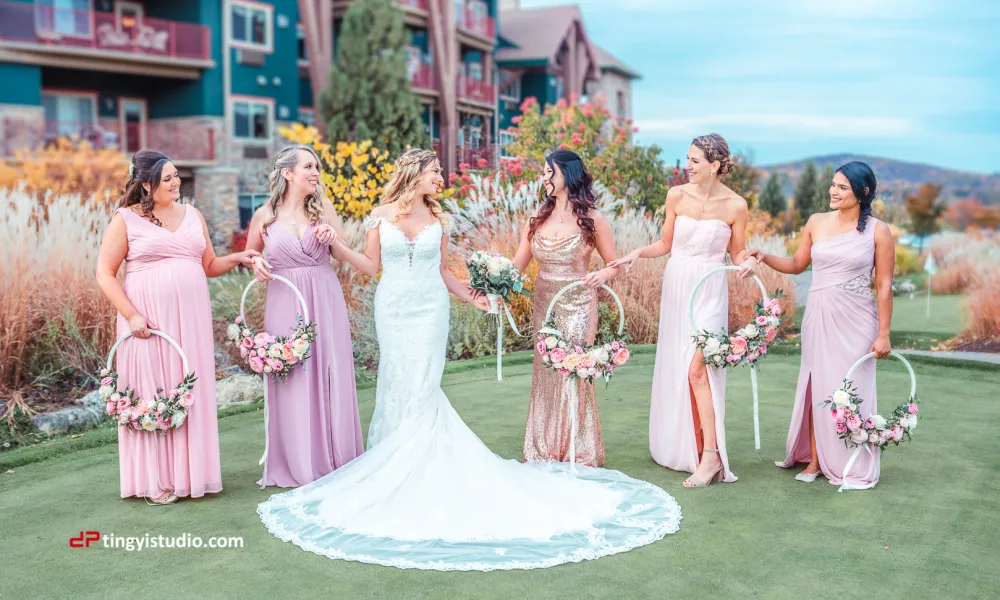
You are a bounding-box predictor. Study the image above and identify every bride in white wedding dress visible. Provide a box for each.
[256,149,682,571]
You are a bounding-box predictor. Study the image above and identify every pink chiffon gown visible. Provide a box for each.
[776,218,881,488]
[256,219,364,488]
[649,215,737,482]
[115,206,222,499]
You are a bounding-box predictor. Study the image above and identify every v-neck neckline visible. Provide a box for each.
[130,205,188,234]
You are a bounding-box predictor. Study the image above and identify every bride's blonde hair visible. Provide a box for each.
[381,149,446,226]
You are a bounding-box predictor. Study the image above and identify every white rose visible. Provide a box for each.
[595,348,610,363]
[832,389,851,408]
[268,344,284,359]
[703,337,722,356]
[109,392,121,403]
[576,369,589,379]
[743,324,759,339]
[157,402,167,413]
[873,415,888,430]
[144,398,156,411]
[542,355,550,363]
[558,341,566,349]
[141,416,156,431]
[850,429,867,444]
[487,256,502,276]
[544,336,558,349]
[242,328,252,338]
[587,367,597,376]
[291,339,310,357]
[552,362,562,369]
[713,354,723,363]
[99,385,113,399]
[847,403,857,412]
[227,323,241,340]
[170,412,186,428]
[904,414,918,430]
[868,432,879,444]
[769,316,780,327]
[604,344,612,351]
[100,368,110,377]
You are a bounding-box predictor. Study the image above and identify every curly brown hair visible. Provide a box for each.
[116,149,171,226]
[528,149,597,244]
[691,133,733,175]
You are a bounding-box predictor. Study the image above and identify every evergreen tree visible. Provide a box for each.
[318,0,426,155]
[793,160,820,222]
[814,164,835,214]
[758,172,786,216]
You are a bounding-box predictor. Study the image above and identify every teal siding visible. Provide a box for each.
[152,1,224,117]
[0,64,42,105]
[229,0,300,120]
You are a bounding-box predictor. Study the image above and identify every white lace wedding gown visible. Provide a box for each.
[257,216,682,571]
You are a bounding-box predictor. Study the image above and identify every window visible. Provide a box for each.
[42,91,96,138]
[296,23,308,63]
[467,60,483,81]
[232,97,272,141]
[298,108,315,126]
[239,193,268,229]
[500,72,520,101]
[36,0,92,37]
[230,1,272,52]
[499,130,517,159]
[616,90,627,119]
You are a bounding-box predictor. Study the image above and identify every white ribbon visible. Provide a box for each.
[565,381,578,475]
[488,293,528,382]
[837,444,872,492]
[240,275,311,489]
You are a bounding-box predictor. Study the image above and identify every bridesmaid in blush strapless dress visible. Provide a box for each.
[753,161,894,489]
[245,146,364,488]
[610,134,759,488]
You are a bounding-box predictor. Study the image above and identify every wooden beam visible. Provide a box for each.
[427,0,457,175]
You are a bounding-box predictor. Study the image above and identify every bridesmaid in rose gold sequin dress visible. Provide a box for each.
[511,150,622,468]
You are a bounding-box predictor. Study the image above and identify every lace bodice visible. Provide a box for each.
[671,215,731,264]
[365,215,444,277]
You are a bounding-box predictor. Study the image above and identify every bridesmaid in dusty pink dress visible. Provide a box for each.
[96,150,259,504]
[611,134,758,488]
[751,161,894,488]
[245,145,364,488]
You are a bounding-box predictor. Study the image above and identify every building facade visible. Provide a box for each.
[0,0,638,247]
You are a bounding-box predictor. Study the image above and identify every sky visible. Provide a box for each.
[515,0,1000,173]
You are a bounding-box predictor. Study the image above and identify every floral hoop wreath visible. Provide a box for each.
[823,350,919,492]
[536,281,631,474]
[100,330,197,434]
[688,266,780,451]
[234,275,316,488]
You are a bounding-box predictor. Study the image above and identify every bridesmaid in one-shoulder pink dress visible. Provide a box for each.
[611,134,759,488]
[245,146,364,488]
[96,150,259,503]
[754,161,894,489]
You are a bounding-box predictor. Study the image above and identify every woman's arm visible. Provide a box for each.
[245,208,274,281]
[198,208,259,278]
[870,221,895,358]
[607,188,679,269]
[727,200,758,276]
[315,201,346,259]
[332,210,383,276]
[582,212,621,288]
[95,213,152,338]
[440,230,489,311]
[511,212,535,272]
[755,215,816,275]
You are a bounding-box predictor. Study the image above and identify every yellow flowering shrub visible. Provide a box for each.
[0,138,126,204]
[280,124,395,219]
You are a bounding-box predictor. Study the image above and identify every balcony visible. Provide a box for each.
[0,2,213,75]
[457,6,495,40]
[457,75,495,105]
[409,61,437,92]
[431,141,497,171]
[2,117,215,164]
[397,0,429,10]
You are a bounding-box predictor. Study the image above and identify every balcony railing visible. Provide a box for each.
[409,61,437,91]
[0,2,212,62]
[397,0,429,10]
[431,141,497,171]
[3,118,215,162]
[457,75,494,104]
[458,6,495,39]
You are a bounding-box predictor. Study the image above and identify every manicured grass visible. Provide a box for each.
[2,350,997,600]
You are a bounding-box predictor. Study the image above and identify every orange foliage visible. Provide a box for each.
[0,138,126,203]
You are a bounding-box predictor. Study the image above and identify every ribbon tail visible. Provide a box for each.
[504,305,527,337]
[496,314,503,382]
[567,381,577,476]
[258,379,269,488]
[837,445,865,492]
[750,365,761,454]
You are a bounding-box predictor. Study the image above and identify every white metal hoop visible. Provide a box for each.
[688,266,768,331]
[105,329,189,374]
[844,350,918,399]
[239,274,311,326]
[542,281,625,337]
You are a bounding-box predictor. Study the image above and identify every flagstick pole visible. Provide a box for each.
[926,275,931,319]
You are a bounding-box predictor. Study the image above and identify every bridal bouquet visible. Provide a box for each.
[466,251,529,306]
[693,293,785,369]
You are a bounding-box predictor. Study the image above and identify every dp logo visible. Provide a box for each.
[69,531,101,548]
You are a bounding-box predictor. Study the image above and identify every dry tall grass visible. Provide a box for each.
[1,187,116,405]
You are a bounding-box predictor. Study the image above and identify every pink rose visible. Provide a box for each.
[835,422,848,434]
[248,355,265,373]
[575,346,584,354]
[768,300,782,316]
[179,392,195,408]
[253,332,270,348]
[907,404,919,414]
[266,358,284,372]
[832,407,846,421]
[536,341,548,355]
[100,376,114,387]
[558,369,569,376]
[759,344,768,355]
[726,354,740,364]
[892,426,904,441]
[730,336,748,356]
[234,316,243,325]
[756,315,769,326]
[611,342,621,351]
[241,337,254,349]
[581,354,597,369]
[747,352,760,362]
[764,327,778,343]
[865,418,875,429]
[847,415,862,431]
[105,401,116,416]
[286,356,298,366]
[117,395,131,411]
[281,346,295,362]
[613,348,630,366]
[550,348,567,363]
[240,346,249,359]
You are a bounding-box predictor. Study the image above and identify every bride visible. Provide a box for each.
[256,149,681,571]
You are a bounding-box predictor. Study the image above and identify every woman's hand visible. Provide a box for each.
[582,267,612,289]
[869,334,891,359]
[315,224,338,246]
[738,253,760,278]
[251,256,274,282]
[471,295,491,312]
[468,287,485,300]
[127,314,153,339]
[235,249,261,267]
[607,249,640,272]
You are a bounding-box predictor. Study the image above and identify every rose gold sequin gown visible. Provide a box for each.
[523,233,606,467]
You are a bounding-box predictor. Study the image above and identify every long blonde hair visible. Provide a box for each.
[381,149,446,225]
[262,145,325,235]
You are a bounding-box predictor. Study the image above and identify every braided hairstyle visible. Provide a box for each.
[380,149,446,225]
[691,133,734,176]
[836,161,878,232]
[117,149,170,226]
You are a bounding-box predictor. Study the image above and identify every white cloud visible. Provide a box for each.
[635,114,913,138]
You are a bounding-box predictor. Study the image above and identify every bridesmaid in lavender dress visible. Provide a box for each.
[751,161,894,488]
[611,134,758,488]
[245,145,364,488]
[96,150,259,504]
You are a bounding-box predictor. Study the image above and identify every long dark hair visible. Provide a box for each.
[836,161,878,232]
[116,149,170,227]
[528,149,597,243]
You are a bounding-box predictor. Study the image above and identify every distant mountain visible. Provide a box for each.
[758,154,1000,205]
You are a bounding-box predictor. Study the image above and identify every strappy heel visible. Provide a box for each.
[683,448,722,488]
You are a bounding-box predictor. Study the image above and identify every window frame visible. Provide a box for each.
[229,0,273,54]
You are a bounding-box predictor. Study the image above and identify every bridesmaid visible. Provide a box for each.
[611,133,757,488]
[750,161,893,488]
[245,145,364,488]
[511,149,621,467]
[96,150,259,504]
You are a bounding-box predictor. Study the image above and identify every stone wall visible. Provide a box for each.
[0,104,44,158]
[193,167,240,250]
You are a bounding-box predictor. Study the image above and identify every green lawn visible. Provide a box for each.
[2,347,998,600]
